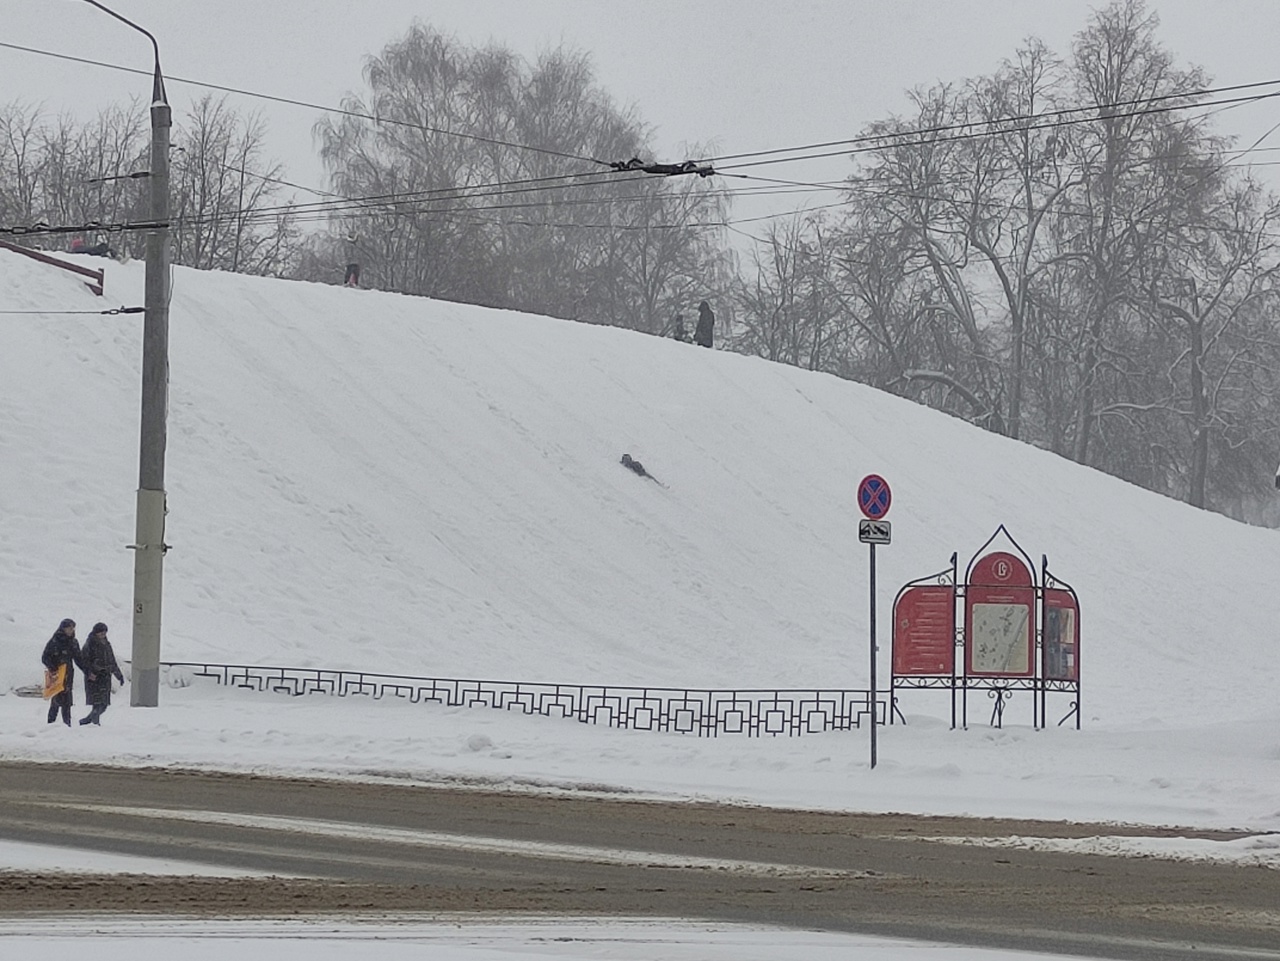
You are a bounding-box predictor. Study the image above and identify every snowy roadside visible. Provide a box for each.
[1,680,1276,853]
[0,839,275,877]
[0,916,1111,961]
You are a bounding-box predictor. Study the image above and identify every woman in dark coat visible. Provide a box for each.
[694,300,715,348]
[80,622,125,725]
[42,618,84,726]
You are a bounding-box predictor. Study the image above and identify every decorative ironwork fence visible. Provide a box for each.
[163,662,881,738]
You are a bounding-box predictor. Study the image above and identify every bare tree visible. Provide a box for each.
[730,0,1280,519]
[0,101,46,227]
[171,95,299,275]
[313,24,731,324]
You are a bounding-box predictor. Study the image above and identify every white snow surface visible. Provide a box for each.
[1,250,1279,839]
[0,917,1106,961]
[0,838,270,877]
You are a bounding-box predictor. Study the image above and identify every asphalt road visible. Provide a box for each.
[0,762,1275,960]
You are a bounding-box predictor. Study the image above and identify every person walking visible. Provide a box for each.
[694,300,715,348]
[42,618,84,726]
[80,622,125,726]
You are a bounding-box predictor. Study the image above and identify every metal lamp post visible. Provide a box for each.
[82,1,171,707]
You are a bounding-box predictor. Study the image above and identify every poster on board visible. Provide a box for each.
[970,602,1032,674]
[1043,588,1080,681]
[964,551,1035,678]
[893,585,955,675]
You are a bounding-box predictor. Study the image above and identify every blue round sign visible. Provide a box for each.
[857,474,892,520]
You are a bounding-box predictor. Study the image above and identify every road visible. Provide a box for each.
[0,762,1275,960]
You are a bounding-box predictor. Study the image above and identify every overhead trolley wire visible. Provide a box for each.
[0,306,143,315]
[11,38,1280,241]
[699,77,1280,169]
[715,89,1280,172]
[0,39,613,168]
[14,37,1280,188]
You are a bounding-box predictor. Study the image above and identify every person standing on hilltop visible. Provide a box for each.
[694,300,715,348]
[671,312,690,343]
[343,229,361,287]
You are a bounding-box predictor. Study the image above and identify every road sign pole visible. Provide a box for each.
[856,473,891,772]
[869,541,878,769]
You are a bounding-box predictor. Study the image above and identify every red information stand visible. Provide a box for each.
[889,527,1080,730]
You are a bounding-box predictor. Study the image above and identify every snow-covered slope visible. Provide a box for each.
[3,249,1278,725]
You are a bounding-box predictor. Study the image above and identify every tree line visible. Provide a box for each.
[733,0,1280,522]
[1,1,1276,521]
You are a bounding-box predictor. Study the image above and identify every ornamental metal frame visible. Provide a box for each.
[1041,557,1082,730]
[888,552,959,728]
[889,526,1082,731]
[162,662,884,737]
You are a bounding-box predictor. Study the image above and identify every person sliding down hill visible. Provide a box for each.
[620,453,666,487]
[621,453,648,476]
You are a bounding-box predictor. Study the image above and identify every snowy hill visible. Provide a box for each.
[2,247,1279,727]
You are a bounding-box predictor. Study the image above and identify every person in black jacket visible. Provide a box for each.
[694,300,715,348]
[42,618,85,726]
[80,622,126,726]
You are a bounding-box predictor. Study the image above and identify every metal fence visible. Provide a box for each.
[164,662,880,737]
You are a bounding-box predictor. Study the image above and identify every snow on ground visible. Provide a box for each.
[2,682,1277,848]
[1,249,1279,840]
[0,917,1126,961]
[0,837,271,877]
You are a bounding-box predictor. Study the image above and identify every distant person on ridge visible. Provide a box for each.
[70,237,112,257]
[80,622,126,726]
[41,618,85,727]
[694,300,715,348]
[671,312,690,343]
[343,229,361,287]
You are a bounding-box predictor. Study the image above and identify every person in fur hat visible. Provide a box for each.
[80,622,126,726]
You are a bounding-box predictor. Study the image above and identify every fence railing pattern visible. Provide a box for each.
[164,662,880,737]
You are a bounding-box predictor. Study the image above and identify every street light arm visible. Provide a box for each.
[80,0,166,103]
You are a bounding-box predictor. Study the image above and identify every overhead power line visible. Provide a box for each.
[1,219,166,237]
[0,305,143,315]
[712,88,1280,173]
[11,38,1280,241]
[0,39,611,167]
[701,77,1280,169]
[1,39,719,195]
[165,84,1280,229]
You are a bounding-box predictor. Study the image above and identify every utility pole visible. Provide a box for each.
[131,70,170,707]
[82,2,170,706]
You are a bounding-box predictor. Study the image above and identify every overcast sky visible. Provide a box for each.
[4,1,1280,227]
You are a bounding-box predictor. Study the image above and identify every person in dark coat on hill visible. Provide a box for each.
[671,312,690,343]
[42,618,85,726]
[694,300,715,348]
[80,622,125,726]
